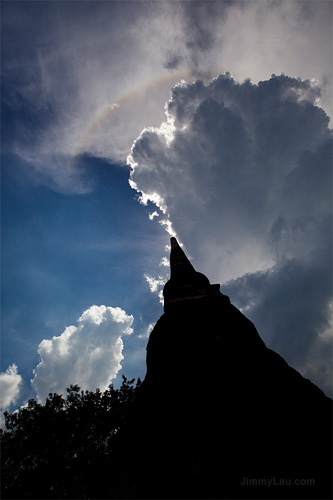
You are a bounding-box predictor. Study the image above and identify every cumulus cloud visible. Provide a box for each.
[129,74,331,279]
[160,256,169,267]
[0,364,23,409]
[144,275,167,294]
[128,73,332,395]
[138,323,155,340]
[149,211,159,220]
[31,305,133,403]
[144,275,167,305]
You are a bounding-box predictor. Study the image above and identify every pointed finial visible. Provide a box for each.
[163,237,221,311]
[170,237,196,277]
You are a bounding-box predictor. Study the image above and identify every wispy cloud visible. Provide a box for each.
[2,1,331,192]
[138,322,155,339]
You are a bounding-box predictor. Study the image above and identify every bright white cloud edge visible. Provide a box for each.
[127,72,332,397]
[31,305,133,403]
[0,364,23,410]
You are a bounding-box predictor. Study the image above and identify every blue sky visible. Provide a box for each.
[2,153,166,404]
[1,0,332,416]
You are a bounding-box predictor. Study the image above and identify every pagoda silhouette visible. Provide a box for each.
[113,237,332,499]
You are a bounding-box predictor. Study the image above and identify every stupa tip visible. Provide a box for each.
[170,236,179,247]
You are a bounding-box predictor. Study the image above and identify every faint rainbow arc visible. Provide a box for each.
[74,70,191,157]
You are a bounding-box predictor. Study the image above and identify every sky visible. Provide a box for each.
[1,0,332,420]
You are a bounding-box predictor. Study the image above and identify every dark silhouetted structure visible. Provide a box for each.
[163,237,220,311]
[114,238,332,499]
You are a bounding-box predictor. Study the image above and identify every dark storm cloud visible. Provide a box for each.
[184,1,216,51]
[163,0,232,76]
[128,73,332,395]
[163,53,183,71]
[130,75,331,264]
[223,244,332,396]
[224,247,332,358]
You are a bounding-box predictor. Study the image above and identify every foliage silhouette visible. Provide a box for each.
[1,375,141,499]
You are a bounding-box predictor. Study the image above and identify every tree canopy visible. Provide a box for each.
[1,376,141,499]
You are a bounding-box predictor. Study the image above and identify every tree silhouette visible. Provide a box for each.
[1,376,141,499]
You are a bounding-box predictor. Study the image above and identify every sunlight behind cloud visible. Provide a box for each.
[3,1,331,193]
[128,73,332,396]
[1,0,332,406]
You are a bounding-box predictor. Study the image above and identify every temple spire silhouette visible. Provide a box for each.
[163,237,220,311]
[114,235,332,500]
[169,237,196,277]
